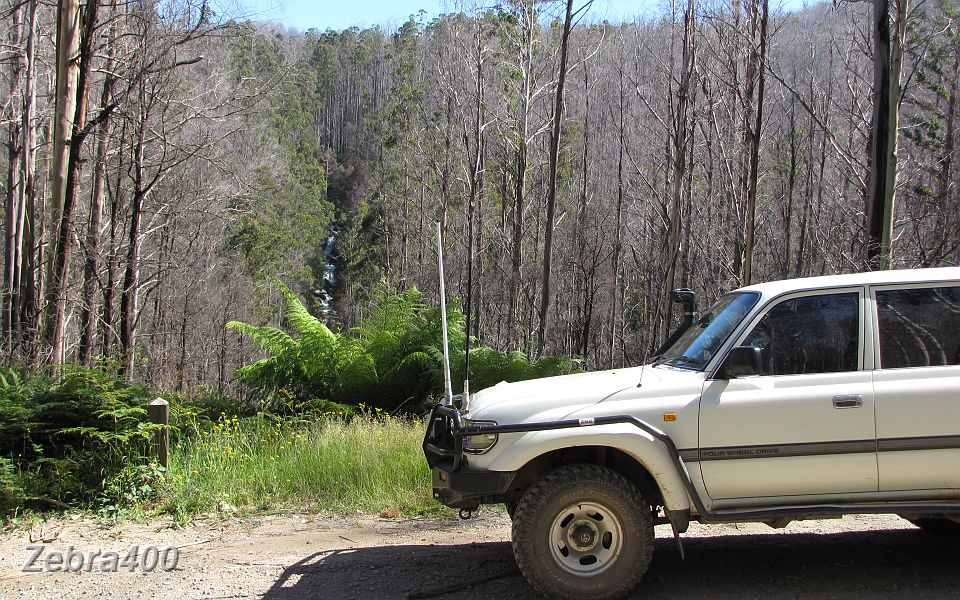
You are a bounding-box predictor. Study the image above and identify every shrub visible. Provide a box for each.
[0,457,25,512]
[97,462,167,520]
[0,365,162,510]
[228,281,580,413]
[467,347,580,391]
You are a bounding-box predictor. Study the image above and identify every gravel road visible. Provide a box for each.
[0,510,955,599]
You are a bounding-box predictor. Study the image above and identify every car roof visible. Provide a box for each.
[735,266,960,299]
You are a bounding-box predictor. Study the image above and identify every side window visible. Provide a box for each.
[742,293,860,376]
[876,286,960,369]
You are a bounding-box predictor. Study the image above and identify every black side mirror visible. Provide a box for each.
[716,346,763,379]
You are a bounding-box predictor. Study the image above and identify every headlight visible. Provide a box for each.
[462,419,498,454]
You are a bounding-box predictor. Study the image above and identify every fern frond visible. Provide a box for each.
[331,351,378,404]
[226,321,297,355]
[298,320,338,363]
[277,281,322,337]
[375,350,436,409]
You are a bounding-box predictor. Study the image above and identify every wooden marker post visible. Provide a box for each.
[148,398,169,469]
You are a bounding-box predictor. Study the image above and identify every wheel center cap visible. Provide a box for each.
[568,522,597,550]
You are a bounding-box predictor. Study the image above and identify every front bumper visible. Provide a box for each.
[431,461,517,509]
[423,404,516,509]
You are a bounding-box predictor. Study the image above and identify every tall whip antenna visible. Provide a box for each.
[463,189,475,413]
[437,223,454,405]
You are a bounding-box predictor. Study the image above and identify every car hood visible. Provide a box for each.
[464,364,700,424]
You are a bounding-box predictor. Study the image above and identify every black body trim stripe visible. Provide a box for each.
[877,435,960,452]
[680,435,960,462]
[698,439,876,461]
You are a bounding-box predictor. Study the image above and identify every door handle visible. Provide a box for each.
[832,394,863,409]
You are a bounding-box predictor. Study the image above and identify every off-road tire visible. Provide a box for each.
[906,516,960,534]
[511,464,654,600]
[504,501,517,519]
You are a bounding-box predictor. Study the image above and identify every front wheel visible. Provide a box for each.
[511,464,654,600]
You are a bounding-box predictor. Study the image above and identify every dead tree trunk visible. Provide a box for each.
[120,97,150,376]
[43,0,82,363]
[866,0,908,270]
[508,2,535,349]
[465,18,487,360]
[660,0,696,347]
[610,61,626,366]
[78,9,117,366]
[536,0,576,356]
[742,0,769,285]
[3,3,25,352]
[120,186,144,376]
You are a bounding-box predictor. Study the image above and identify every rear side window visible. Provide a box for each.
[876,286,960,369]
[742,292,860,376]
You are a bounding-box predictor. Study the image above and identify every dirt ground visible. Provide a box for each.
[0,509,956,599]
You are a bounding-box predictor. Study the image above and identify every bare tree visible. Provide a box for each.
[537,0,582,355]
[660,0,696,347]
[866,0,909,269]
[42,0,81,363]
[742,0,770,285]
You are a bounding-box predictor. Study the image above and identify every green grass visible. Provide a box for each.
[162,413,448,519]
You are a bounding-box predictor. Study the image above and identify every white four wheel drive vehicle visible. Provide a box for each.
[423,267,960,600]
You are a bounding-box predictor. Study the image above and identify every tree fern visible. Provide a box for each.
[229,280,580,413]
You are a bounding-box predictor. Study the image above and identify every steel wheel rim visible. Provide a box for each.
[548,501,624,576]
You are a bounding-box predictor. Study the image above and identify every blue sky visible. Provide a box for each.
[232,0,815,32]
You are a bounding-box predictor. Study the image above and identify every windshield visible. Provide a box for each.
[654,291,760,370]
